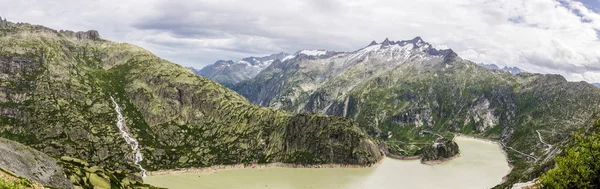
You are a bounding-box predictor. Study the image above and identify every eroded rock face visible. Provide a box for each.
[465,98,499,132]
[0,138,72,189]
[420,137,460,163]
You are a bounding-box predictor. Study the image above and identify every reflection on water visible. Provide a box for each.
[144,136,510,189]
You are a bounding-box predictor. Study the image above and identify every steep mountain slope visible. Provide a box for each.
[191,52,289,87]
[232,37,600,186]
[0,19,382,187]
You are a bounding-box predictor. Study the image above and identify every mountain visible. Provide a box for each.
[231,37,600,187]
[0,18,382,188]
[192,50,339,87]
[476,63,523,74]
[593,83,600,88]
[191,52,290,87]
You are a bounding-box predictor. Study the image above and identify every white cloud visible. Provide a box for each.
[0,0,599,82]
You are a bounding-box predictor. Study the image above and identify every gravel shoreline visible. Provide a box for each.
[148,159,383,176]
[148,135,511,179]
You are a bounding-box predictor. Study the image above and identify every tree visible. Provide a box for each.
[538,120,600,188]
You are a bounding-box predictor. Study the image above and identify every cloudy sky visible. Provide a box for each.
[1,0,600,82]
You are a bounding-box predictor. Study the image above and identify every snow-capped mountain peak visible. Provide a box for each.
[195,37,454,86]
[364,37,432,50]
[281,49,333,62]
[357,37,451,59]
[368,40,378,46]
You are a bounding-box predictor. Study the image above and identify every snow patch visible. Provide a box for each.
[282,55,296,61]
[237,60,251,65]
[299,50,327,56]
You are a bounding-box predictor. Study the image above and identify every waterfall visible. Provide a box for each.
[110,96,147,177]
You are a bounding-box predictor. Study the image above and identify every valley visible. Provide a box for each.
[0,13,598,189]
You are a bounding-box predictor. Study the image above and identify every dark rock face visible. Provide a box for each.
[75,30,101,41]
[57,30,102,41]
[0,138,73,189]
[0,16,8,27]
[420,137,460,163]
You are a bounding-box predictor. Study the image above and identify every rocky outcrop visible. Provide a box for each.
[419,137,460,163]
[0,16,8,27]
[0,138,72,189]
[58,30,102,41]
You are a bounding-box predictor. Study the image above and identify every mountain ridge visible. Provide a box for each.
[476,63,523,74]
[191,52,290,87]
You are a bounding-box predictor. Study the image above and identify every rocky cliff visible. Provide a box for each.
[0,19,382,187]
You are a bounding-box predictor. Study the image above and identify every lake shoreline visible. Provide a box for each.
[454,134,513,182]
[422,153,462,165]
[147,135,511,180]
[384,153,421,160]
[147,159,384,176]
[146,137,511,189]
